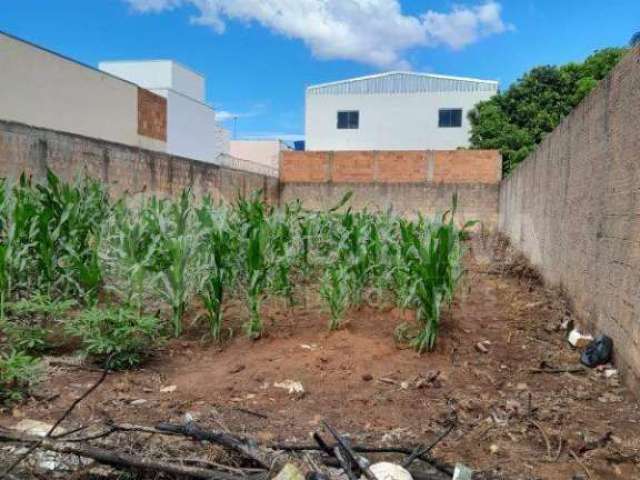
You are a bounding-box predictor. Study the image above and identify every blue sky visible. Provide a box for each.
[1,1,638,140]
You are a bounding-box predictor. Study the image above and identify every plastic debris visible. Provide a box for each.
[452,463,474,480]
[274,380,305,396]
[568,329,593,348]
[274,463,305,480]
[581,335,613,368]
[367,462,413,480]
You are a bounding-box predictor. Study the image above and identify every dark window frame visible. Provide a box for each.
[337,110,359,129]
[438,108,463,128]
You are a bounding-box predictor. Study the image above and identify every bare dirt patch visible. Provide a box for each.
[2,240,639,479]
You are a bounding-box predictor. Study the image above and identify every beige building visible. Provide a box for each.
[229,139,291,172]
[0,31,167,151]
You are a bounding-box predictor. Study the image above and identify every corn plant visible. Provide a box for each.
[320,265,350,330]
[197,201,235,340]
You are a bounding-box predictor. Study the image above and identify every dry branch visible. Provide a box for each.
[0,428,253,480]
[157,421,277,469]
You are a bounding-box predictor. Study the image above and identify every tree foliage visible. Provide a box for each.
[468,48,628,173]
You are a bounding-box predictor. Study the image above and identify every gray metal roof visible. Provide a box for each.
[307,71,498,95]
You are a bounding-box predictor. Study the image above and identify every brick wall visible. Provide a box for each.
[499,47,640,388]
[281,150,501,184]
[280,149,501,227]
[137,88,167,142]
[0,120,278,203]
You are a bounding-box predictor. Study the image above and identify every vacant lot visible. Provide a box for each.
[3,240,639,480]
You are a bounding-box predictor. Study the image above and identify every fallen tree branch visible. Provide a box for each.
[0,428,250,480]
[0,357,111,479]
[402,421,456,468]
[156,421,276,469]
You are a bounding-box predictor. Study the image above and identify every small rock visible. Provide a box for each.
[400,381,410,390]
[229,364,246,374]
[13,419,59,437]
[516,382,528,391]
[362,373,373,382]
[160,385,177,393]
[568,329,593,348]
[367,462,413,480]
[452,463,474,480]
[489,444,500,455]
[475,341,490,354]
[130,399,147,406]
[274,463,305,480]
[604,368,618,378]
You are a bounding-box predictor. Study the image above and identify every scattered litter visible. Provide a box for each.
[452,463,474,480]
[300,344,318,351]
[489,444,500,455]
[378,377,397,385]
[274,463,305,480]
[399,381,410,390]
[568,329,593,348]
[130,399,147,406]
[604,368,618,378]
[274,380,305,396]
[368,462,413,480]
[475,340,491,354]
[160,385,177,393]
[580,335,613,368]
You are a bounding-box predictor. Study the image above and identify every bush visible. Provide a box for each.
[2,294,76,354]
[0,350,41,404]
[66,307,161,370]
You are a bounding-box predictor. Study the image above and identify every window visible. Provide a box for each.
[438,109,463,128]
[337,111,359,129]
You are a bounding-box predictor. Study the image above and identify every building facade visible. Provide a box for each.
[99,60,226,163]
[0,31,166,152]
[229,139,291,171]
[305,72,498,151]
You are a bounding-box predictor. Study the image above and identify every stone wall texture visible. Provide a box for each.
[280,149,501,227]
[499,47,640,388]
[0,120,279,203]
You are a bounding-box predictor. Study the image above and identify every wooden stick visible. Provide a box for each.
[402,422,456,468]
[0,429,246,480]
[157,421,275,469]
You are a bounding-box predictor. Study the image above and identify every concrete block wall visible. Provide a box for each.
[280,149,501,227]
[0,120,278,204]
[499,47,640,388]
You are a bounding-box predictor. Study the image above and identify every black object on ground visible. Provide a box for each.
[580,335,613,368]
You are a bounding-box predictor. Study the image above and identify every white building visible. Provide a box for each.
[99,60,227,163]
[305,71,498,151]
[229,139,291,171]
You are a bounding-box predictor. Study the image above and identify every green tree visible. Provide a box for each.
[469,48,628,173]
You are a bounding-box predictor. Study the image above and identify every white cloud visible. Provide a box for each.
[124,0,512,69]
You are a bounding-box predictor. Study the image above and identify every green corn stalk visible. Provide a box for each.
[320,265,350,330]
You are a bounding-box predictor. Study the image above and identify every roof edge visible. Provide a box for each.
[307,71,498,91]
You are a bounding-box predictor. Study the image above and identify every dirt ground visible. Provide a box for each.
[2,237,640,479]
